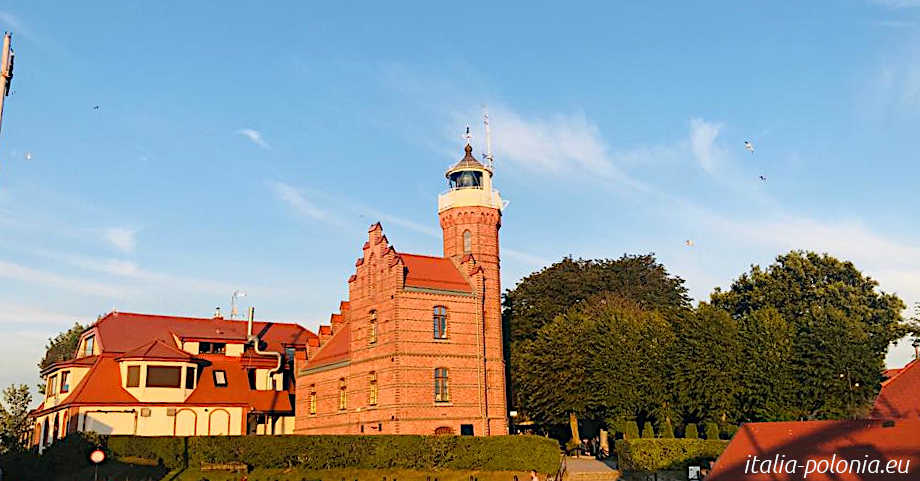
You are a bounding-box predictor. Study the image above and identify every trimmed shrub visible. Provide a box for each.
[640,422,655,439]
[684,423,698,439]
[621,421,640,440]
[615,438,729,472]
[704,422,720,440]
[658,421,674,439]
[107,436,186,468]
[721,424,739,440]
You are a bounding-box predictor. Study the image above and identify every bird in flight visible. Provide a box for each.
[744,140,755,155]
[685,240,694,247]
[759,175,767,182]
[24,152,31,160]
[93,105,100,110]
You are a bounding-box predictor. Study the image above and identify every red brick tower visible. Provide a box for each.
[437,142,508,435]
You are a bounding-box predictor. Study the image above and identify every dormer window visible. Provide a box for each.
[46,375,57,397]
[60,372,70,393]
[213,370,227,387]
[82,335,95,357]
[199,342,226,354]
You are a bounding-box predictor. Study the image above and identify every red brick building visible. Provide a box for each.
[294,143,509,436]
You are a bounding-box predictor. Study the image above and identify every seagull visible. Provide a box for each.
[685,240,694,247]
[759,175,767,182]
[744,140,755,155]
[24,152,31,160]
[93,105,100,110]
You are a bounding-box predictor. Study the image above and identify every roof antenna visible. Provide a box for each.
[482,106,493,169]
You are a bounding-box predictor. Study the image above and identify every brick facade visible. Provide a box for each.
[295,147,508,436]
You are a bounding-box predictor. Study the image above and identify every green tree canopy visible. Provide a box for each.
[503,254,690,344]
[38,322,85,370]
[711,250,906,419]
[0,384,32,454]
[513,294,674,426]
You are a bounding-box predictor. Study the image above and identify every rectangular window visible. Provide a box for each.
[126,366,141,387]
[369,372,378,406]
[213,370,228,387]
[434,368,449,403]
[433,306,448,339]
[60,372,70,393]
[199,342,226,354]
[47,375,57,397]
[82,335,95,357]
[185,367,196,389]
[338,378,347,410]
[368,310,378,345]
[146,366,182,388]
[309,385,317,415]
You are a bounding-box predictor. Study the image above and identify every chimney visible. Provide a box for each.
[214,307,222,318]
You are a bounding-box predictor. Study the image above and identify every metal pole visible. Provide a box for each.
[0,32,12,139]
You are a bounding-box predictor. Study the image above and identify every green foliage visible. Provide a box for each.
[514,294,675,426]
[71,435,559,474]
[711,250,906,420]
[621,421,640,440]
[720,424,739,440]
[735,308,795,421]
[658,420,674,438]
[38,322,86,370]
[683,423,698,439]
[0,384,32,454]
[703,422,720,440]
[615,439,729,472]
[640,423,655,439]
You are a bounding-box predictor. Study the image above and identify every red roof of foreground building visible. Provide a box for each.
[302,323,351,371]
[872,359,920,419]
[116,339,195,361]
[708,419,920,480]
[399,253,472,293]
[185,356,293,412]
[63,355,139,406]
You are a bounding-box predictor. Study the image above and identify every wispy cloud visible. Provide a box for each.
[236,128,271,150]
[0,259,126,297]
[689,118,725,173]
[103,227,137,253]
[0,302,86,326]
[269,181,350,230]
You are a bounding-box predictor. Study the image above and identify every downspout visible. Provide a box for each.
[247,307,283,386]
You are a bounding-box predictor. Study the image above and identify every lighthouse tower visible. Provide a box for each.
[438,141,507,435]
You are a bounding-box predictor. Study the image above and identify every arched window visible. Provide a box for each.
[433,306,448,339]
[434,368,450,403]
[52,415,59,443]
[368,310,378,345]
[369,371,378,406]
[462,230,472,254]
[309,384,317,415]
[338,378,347,410]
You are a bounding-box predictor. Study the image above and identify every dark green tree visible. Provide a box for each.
[704,422,720,440]
[514,295,674,427]
[640,422,655,438]
[39,322,85,370]
[684,423,698,439]
[669,304,740,424]
[658,419,674,438]
[0,384,32,454]
[735,307,795,421]
[711,251,905,419]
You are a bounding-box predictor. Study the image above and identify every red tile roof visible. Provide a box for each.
[303,323,350,370]
[66,355,138,406]
[399,253,471,293]
[185,356,293,412]
[116,339,195,361]
[91,312,315,354]
[872,359,920,419]
[40,355,98,376]
[708,419,920,480]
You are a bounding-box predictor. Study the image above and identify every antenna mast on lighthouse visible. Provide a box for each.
[482,106,494,170]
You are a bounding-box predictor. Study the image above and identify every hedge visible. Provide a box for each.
[105,434,560,473]
[614,438,729,472]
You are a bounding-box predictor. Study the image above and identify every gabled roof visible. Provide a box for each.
[40,355,98,376]
[400,253,472,293]
[302,323,351,371]
[708,419,920,480]
[872,358,920,419]
[116,339,195,362]
[66,355,138,405]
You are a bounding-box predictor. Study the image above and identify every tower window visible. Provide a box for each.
[369,371,378,406]
[338,378,347,410]
[463,230,472,254]
[449,170,483,189]
[433,306,448,339]
[369,310,378,345]
[309,384,317,415]
[434,368,450,403]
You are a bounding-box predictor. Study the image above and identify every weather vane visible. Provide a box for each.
[463,125,472,146]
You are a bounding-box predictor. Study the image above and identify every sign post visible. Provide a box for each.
[89,449,105,481]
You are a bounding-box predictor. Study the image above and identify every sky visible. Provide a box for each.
[1,1,920,395]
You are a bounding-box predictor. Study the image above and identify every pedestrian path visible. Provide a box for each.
[564,457,621,481]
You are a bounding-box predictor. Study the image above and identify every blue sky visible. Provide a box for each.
[1,1,920,393]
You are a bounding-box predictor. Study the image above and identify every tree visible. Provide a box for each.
[704,422,720,440]
[514,295,674,428]
[504,255,691,344]
[640,422,655,438]
[669,304,740,424]
[684,423,698,439]
[711,251,906,419]
[0,384,32,454]
[658,419,674,438]
[37,323,85,393]
[735,307,796,421]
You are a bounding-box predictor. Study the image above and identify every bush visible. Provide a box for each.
[107,436,186,468]
[640,423,655,439]
[704,422,720,440]
[615,438,729,472]
[721,424,739,440]
[621,421,640,440]
[684,423,698,439]
[658,421,674,438]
